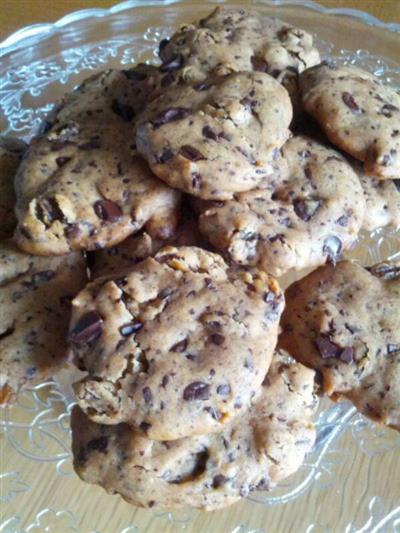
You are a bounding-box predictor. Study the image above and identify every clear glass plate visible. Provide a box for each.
[0,2,399,532]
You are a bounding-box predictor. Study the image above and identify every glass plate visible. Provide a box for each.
[0,2,399,532]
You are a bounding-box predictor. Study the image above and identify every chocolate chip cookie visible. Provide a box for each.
[198,136,365,277]
[136,71,292,200]
[0,242,86,404]
[280,260,400,431]
[70,246,284,440]
[299,63,400,179]
[71,349,317,510]
[89,213,205,279]
[159,7,320,90]
[14,68,181,255]
[0,136,27,240]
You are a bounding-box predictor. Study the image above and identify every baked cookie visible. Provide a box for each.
[89,213,205,279]
[0,241,86,404]
[70,246,284,440]
[280,260,400,431]
[359,171,400,231]
[0,136,27,240]
[158,7,320,88]
[198,136,365,277]
[136,71,292,200]
[14,68,181,255]
[299,63,400,179]
[71,349,317,510]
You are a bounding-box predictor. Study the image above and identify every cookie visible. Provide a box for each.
[299,63,400,179]
[0,136,27,240]
[136,71,292,200]
[69,246,284,440]
[71,349,317,510]
[89,213,205,279]
[14,68,181,255]
[198,136,365,277]
[0,241,86,404]
[358,171,400,231]
[159,7,320,89]
[280,260,400,431]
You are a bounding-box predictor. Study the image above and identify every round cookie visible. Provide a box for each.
[198,135,366,277]
[71,349,317,510]
[159,7,320,88]
[0,241,87,405]
[136,71,292,200]
[299,63,400,179]
[0,136,27,240]
[88,210,206,279]
[69,246,284,440]
[280,260,400,431]
[14,68,181,256]
[358,171,400,231]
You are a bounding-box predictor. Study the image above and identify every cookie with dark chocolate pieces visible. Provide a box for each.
[0,241,86,405]
[136,71,292,200]
[280,260,400,431]
[70,246,284,440]
[159,7,320,100]
[198,136,365,277]
[14,68,181,255]
[71,349,317,510]
[299,64,400,179]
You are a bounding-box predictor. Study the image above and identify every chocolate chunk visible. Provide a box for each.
[36,197,66,225]
[316,336,341,359]
[367,263,400,280]
[336,215,349,226]
[160,54,183,71]
[202,126,218,141]
[94,200,122,222]
[316,336,353,364]
[251,56,268,72]
[158,148,174,164]
[213,475,228,488]
[139,422,151,433]
[342,92,362,113]
[158,38,170,56]
[217,384,231,396]
[179,145,206,162]
[340,346,354,364]
[161,375,169,388]
[142,387,153,404]
[123,68,148,81]
[119,322,143,336]
[78,138,100,151]
[379,103,399,117]
[0,325,15,341]
[87,436,108,453]
[170,339,188,352]
[323,236,342,262]
[69,311,103,344]
[183,382,210,401]
[304,166,313,180]
[256,478,270,490]
[55,156,71,167]
[111,100,135,122]
[293,198,321,221]
[210,333,225,346]
[394,179,400,192]
[151,107,190,128]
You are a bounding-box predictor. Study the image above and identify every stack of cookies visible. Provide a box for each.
[1,7,399,511]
